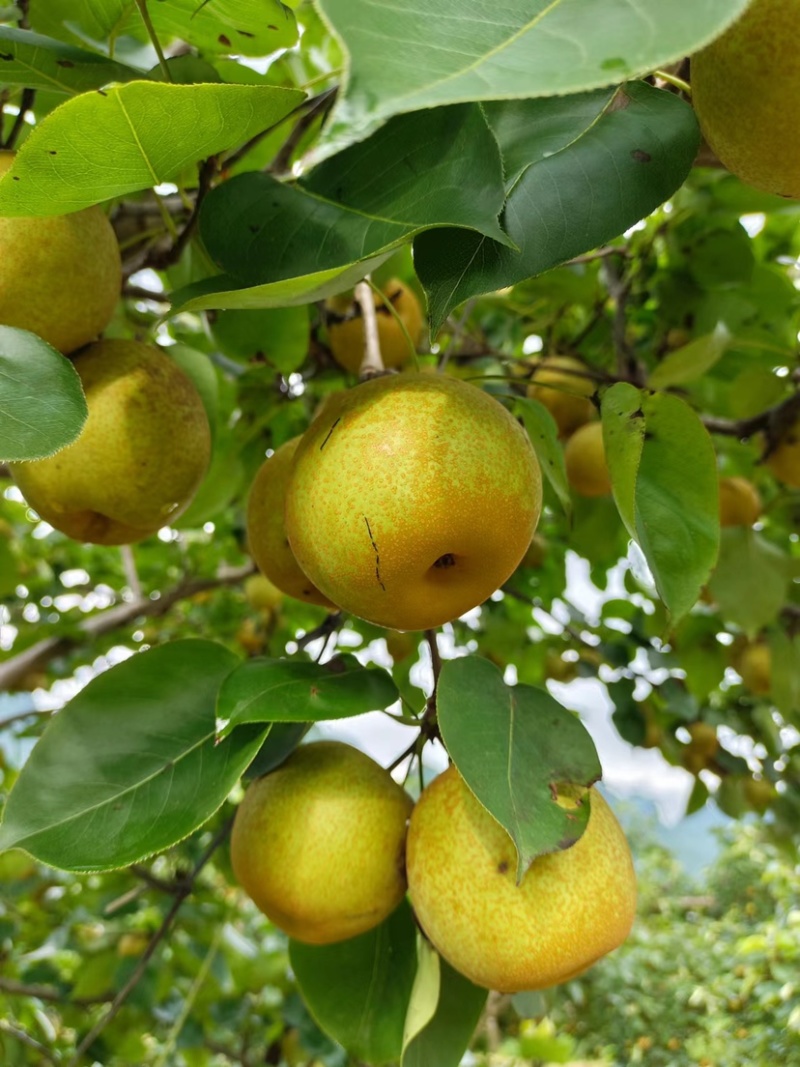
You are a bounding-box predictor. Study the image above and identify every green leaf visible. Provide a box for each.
[210,306,310,374]
[317,0,744,151]
[708,529,789,636]
[416,83,700,332]
[649,323,732,388]
[515,397,571,517]
[402,938,440,1053]
[0,81,304,215]
[402,954,486,1067]
[602,386,719,622]
[0,325,87,462]
[0,26,143,93]
[0,640,266,871]
[216,655,399,739]
[243,722,310,780]
[437,657,602,880]
[771,629,800,723]
[289,900,418,1066]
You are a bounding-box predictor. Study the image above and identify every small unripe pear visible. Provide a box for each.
[564,422,611,497]
[766,419,800,488]
[244,573,284,613]
[231,741,413,944]
[719,477,761,527]
[326,278,424,374]
[739,643,771,695]
[0,151,121,354]
[527,356,595,438]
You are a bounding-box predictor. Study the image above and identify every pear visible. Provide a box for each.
[564,421,611,497]
[230,741,414,944]
[243,573,284,613]
[326,278,423,374]
[285,372,542,631]
[10,340,210,545]
[719,476,761,527]
[406,767,636,992]
[0,151,121,354]
[691,0,800,198]
[766,417,800,487]
[739,642,771,695]
[527,355,595,438]
[246,437,337,609]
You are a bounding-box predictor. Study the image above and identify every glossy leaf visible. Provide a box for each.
[0,641,266,871]
[649,323,732,388]
[437,656,602,879]
[0,26,142,93]
[0,81,304,215]
[416,83,699,331]
[402,954,486,1067]
[516,397,571,516]
[0,326,87,462]
[603,386,719,622]
[709,529,789,636]
[318,0,744,151]
[216,654,399,739]
[290,900,418,1066]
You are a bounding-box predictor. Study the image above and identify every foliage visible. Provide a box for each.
[1,0,799,1063]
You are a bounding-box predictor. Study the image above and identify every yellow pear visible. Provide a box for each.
[230,741,413,944]
[406,767,636,992]
[691,0,800,197]
[527,355,595,438]
[743,776,775,813]
[564,421,611,497]
[739,642,771,695]
[766,418,800,487]
[0,151,121,354]
[246,438,337,609]
[10,340,210,545]
[326,278,424,374]
[719,476,762,527]
[285,372,542,631]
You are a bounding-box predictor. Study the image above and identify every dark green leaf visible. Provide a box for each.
[416,83,699,331]
[290,900,418,1066]
[437,657,602,879]
[0,641,265,871]
[210,306,311,374]
[217,655,398,738]
[0,26,142,93]
[243,722,311,780]
[0,81,304,215]
[515,397,571,516]
[0,325,87,462]
[402,953,486,1067]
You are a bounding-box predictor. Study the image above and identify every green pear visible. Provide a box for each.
[0,151,121,354]
[406,767,636,992]
[230,741,413,944]
[285,372,542,631]
[10,339,211,545]
[691,0,800,197]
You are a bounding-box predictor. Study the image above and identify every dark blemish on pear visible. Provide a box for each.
[631,149,651,163]
[433,553,455,569]
[497,860,509,874]
[319,417,341,451]
[364,516,386,591]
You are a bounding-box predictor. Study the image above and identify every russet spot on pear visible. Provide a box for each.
[284,372,542,631]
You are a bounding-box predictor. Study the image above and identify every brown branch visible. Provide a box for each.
[0,561,256,695]
[0,1018,59,1065]
[702,390,800,446]
[65,816,234,1067]
[295,611,342,651]
[425,629,442,686]
[600,256,641,384]
[2,87,35,150]
[0,976,112,1007]
[267,87,338,176]
[149,155,218,271]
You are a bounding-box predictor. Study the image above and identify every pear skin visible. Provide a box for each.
[766,419,800,488]
[0,151,121,354]
[564,421,612,497]
[10,340,211,545]
[719,476,762,527]
[527,355,595,438]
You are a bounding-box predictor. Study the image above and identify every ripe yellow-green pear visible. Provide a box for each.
[527,355,595,438]
[765,418,800,487]
[691,0,800,197]
[285,372,542,631]
[564,421,612,497]
[719,476,762,527]
[739,642,771,695]
[10,340,210,545]
[0,151,121,354]
[230,741,413,944]
[246,438,337,609]
[244,573,284,613]
[326,278,424,374]
[406,767,636,992]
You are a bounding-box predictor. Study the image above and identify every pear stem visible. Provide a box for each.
[356,278,385,378]
[134,0,173,83]
[366,275,420,372]
[653,69,691,95]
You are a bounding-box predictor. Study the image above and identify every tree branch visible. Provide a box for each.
[2,87,35,150]
[267,86,338,176]
[600,256,641,384]
[0,561,256,695]
[702,390,800,446]
[0,1018,59,1065]
[0,976,112,1007]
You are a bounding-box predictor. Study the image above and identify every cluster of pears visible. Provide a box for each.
[231,739,637,992]
[0,151,211,544]
[247,367,543,631]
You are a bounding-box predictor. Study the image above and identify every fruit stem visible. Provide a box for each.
[134,0,173,83]
[355,278,385,378]
[366,275,421,372]
[653,69,691,95]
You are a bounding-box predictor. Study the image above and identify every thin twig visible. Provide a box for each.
[2,87,35,150]
[0,1019,60,1065]
[119,545,142,599]
[0,561,256,693]
[425,629,442,686]
[0,976,111,1007]
[149,155,218,270]
[268,87,338,175]
[294,612,342,651]
[134,0,172,82]
[702,390,800,447]
[356,278,384,378]
[600,256,641,384]
[66,817,233,1067]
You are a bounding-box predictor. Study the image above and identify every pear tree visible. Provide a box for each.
[1,1,800,1065]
